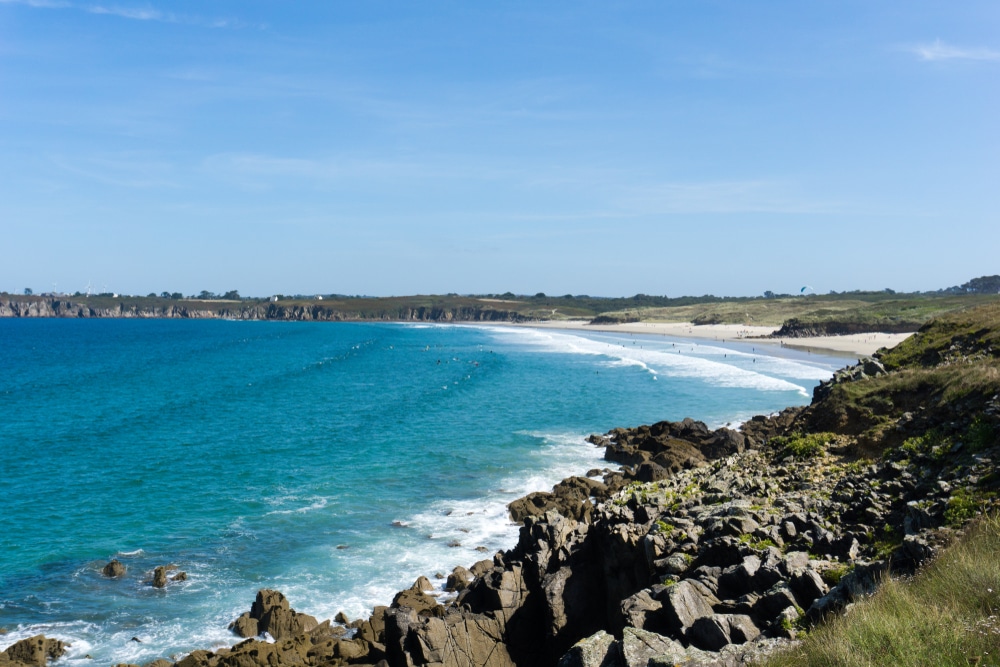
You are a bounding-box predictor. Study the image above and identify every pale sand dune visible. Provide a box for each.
[519,320,913,358]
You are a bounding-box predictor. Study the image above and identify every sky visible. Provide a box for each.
[0,1,997,298]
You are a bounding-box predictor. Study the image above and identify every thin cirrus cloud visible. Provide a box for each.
[0,0,244,27]
[614,181,841,216]
[909,38,1000,62]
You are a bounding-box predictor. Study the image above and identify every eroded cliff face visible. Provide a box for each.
[0,299,528,323]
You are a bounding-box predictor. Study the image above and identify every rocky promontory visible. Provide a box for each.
[5,304,999,667]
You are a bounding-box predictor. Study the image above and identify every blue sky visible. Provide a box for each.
[1,1,997,297]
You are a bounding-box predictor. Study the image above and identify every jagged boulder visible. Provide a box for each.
[687,614,759,651]
[660,580,715,637]
[446,566,472,592]
[385,607,513,667]
[619,627,689,667]
[620,588,663,632]
[229,589,320,640]
[392,587,443,617]
[556,630,618,667]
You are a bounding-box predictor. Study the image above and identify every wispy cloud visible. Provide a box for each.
[614,180,840,216]
[0,0,71,7]
[0,0,248,28]
[87,5,169,21]
[51,153,178,189]
[908,39,1000,62]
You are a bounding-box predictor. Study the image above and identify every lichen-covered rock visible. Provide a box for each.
[619,627,688,667]
[556,630,618,667]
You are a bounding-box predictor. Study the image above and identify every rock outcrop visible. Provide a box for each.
[102,559,126,578]
[0,635,67,667]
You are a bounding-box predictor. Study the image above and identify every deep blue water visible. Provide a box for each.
[0,319,842,663]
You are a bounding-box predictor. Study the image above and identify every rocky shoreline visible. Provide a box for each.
[4,304,998,667]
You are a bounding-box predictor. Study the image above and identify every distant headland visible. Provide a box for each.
[2,276,998,340]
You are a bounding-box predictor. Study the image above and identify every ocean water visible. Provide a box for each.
[0,319,844,663]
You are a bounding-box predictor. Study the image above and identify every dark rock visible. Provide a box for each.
[620,588,663,632]
[102,559,126,578]
[717,555,760,598]
[470,559,494,578]
[445,566,473,592]
[619,627,689,667]
[687,615,731,651]
[725,614,761,644]
[229,612,258,639]
[660,580,714,636]
[556,630,619,667]
[171,572,187,582]
[700,429,746,459]
[688,613,760,650]
[386,606,514,667]
[780,551,810,577]
[544,564,603,648]
[151,566,169,588]
[755,581,800,619]
[635,462,671,483]
[228,589,320,640]
[391,587,442,617]
[790,570,828,609]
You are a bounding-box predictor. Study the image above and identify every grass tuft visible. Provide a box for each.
[764,514,1000,667]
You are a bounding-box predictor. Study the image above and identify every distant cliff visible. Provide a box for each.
[0,297,531,323]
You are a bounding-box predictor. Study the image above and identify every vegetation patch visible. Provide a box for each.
[772,432,838,458]
[944,488,988,527]
[765,514,1000,667]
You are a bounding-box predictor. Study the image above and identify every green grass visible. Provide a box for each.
[593,294,1000,329]
[764,514,1000,667]
[879,301,1000,370]
[771,432,838,458]
[806,360,1000,448]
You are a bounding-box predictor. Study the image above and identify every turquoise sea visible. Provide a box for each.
[0,319,844,663]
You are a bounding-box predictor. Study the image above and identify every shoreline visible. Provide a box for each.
[515,319,913,358]
[0,323,894,665]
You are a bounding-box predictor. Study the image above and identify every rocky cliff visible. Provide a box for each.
[6,304,999,667]
[0,298,529,323]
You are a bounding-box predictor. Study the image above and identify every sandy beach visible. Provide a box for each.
[521,320,913,358]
